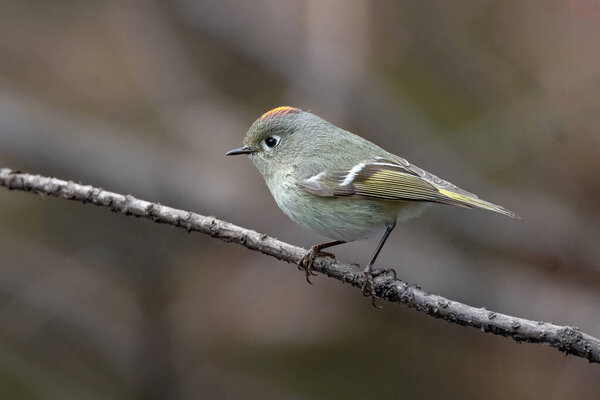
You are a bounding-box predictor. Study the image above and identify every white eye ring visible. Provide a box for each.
[262,135,281,150]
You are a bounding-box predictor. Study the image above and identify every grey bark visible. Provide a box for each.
[1,168,599,364]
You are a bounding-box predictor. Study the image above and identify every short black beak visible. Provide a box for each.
[226,146,254,156]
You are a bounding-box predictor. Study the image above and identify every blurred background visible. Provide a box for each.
[1,0,599,399]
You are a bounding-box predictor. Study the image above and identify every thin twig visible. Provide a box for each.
[1,168,599,364]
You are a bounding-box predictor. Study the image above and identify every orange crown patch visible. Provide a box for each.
[260,106,300,121]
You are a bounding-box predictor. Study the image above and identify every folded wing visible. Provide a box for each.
[298,156,518,218]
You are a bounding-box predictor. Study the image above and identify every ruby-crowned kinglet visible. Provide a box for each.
[227,106,517,304]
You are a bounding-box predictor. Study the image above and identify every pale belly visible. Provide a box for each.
[268,176,424,242]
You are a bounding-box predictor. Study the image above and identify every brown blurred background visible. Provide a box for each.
[1,0,600,399]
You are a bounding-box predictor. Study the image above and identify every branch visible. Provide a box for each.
[1,168,599,364]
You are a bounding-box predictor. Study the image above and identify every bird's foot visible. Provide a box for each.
[298,246,337,284]
[361,266,397,308]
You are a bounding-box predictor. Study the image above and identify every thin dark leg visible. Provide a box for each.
[365,222,396,273]
[362,221,397,307]
[298,240,345,284]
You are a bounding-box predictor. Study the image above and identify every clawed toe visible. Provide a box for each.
[361,273,375,297]
[360,267,379,308]
[297,254,316,284]
[361,266,397,308]
[298,245,338,284]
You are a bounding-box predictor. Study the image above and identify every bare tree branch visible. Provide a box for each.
[1,168,599,364]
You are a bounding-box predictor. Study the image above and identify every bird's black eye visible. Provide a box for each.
[265,137,278,148]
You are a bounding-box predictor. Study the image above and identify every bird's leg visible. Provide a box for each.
[362,222,397,308]
[298,240,345,284]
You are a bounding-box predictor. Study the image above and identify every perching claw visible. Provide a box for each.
[359,223,397,308]
[297,240,345,284]
[298,247,337,284]
[361,267,397,308]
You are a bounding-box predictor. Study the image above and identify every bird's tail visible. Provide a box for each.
[438,188,519,219]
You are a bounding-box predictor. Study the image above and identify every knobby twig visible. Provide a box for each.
[1,168,599,364]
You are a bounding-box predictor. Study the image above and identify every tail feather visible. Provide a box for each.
[438,188,519,219]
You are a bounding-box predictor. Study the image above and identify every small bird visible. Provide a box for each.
[227,106,517,304]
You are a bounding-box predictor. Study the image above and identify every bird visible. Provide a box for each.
[227,106,517,305]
